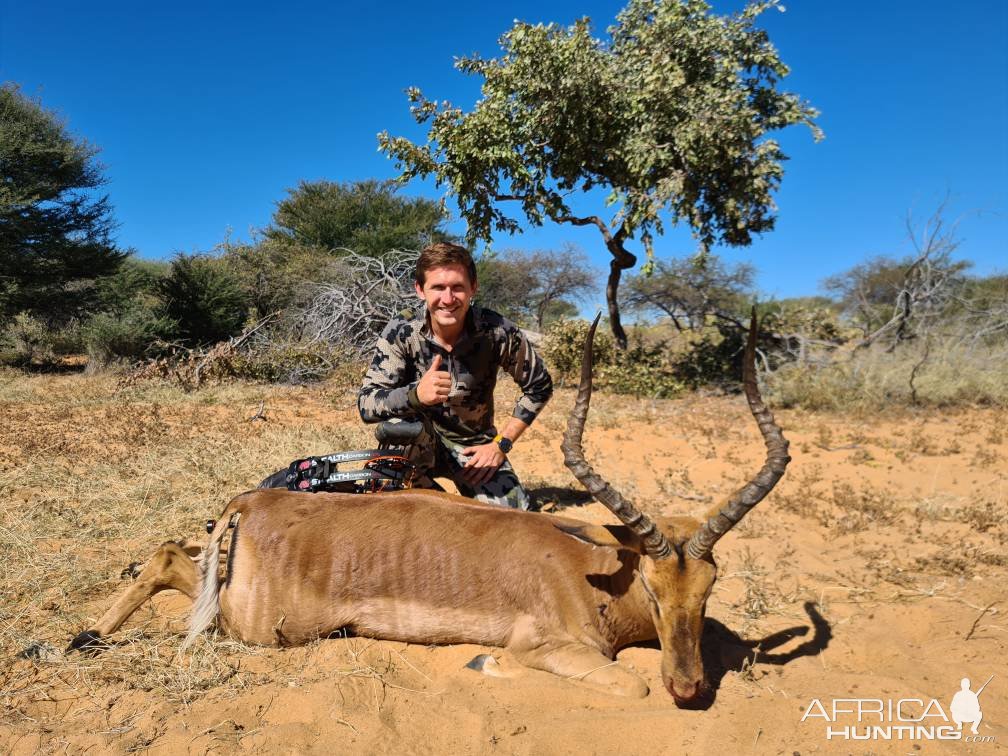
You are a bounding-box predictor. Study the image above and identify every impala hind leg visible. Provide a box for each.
[68,541,201,652]
[511,641,649,698]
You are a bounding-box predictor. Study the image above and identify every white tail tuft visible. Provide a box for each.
[181,513,234,650]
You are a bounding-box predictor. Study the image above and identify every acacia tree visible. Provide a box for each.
[623,254,754,331]
[265,179,453,259]
[953,274,1008,344]
[475,252,538,324]
[478,245,595,329]
[0,84,124,323]
[526,245,596,329]
[379,0,819,347]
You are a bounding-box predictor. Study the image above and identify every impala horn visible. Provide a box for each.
[561,314,673,560]
[685,308,791,559]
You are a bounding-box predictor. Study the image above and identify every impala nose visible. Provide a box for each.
[668,679,712,709]
[670,680,697,702]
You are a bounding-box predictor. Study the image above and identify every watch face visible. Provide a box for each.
[497,437,513,453]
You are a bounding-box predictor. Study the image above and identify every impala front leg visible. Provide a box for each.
[509,634,649,698]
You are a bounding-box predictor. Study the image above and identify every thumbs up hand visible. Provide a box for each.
[416,354,452,406]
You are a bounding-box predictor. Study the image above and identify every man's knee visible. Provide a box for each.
[473,472,533,510]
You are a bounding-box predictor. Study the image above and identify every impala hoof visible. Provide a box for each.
[465,653,499,674]
[465,653,517,678]
[67,630,108,655]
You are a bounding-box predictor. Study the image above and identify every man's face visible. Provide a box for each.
[415,264,477,332]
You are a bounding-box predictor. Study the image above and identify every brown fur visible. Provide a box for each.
[75,314,784,704]
[82,488,722,700]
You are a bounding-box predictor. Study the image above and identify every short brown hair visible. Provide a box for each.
[415,242,477,287]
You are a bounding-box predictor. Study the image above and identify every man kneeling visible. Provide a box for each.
[357,243,553,509]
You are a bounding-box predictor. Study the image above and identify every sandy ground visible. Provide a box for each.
[1,372,1006,754]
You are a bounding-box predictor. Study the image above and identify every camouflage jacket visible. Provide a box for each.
[358,306,553,444]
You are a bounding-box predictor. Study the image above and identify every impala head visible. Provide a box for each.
[635,521,716,704]
[561,312,790,707]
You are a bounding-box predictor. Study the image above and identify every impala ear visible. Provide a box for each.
[553,522,643,552]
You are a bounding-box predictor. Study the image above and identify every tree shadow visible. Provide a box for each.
[11,360,87,375]
[528,485,594,511]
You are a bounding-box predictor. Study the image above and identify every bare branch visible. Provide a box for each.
[847,203,969,352]
[296,249,419,358]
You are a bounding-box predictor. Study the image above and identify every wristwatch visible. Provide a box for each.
[494,434,513,454]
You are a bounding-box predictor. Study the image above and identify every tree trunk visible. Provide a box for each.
[552,212,636,349]
[605,240,637,350]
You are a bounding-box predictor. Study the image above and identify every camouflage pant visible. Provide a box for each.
[391,419,532,510]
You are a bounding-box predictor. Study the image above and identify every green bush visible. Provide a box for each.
[1,312,52,365]
[597,357,684,398]
[668,325,745,388]
[48,322,85,356]
[221,238,331,321]
[542,319,615,380]
[542,319,684,398]
[0,314,87,366]
[159,254,249,346]
[81,309,175,368]
[95,257,168,315]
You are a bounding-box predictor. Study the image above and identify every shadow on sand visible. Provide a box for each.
[631,601,832,709]
[702,600,833,707]
[528,485,595,511]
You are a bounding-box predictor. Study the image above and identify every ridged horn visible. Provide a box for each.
[685,308,791,560]
[561,314,673,560]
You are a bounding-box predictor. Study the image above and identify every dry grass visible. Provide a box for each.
[826,482,897,534]
[0,372,378,729]
[767,337,1008,410]
[2,367,1006,751]
[0,368,438,752]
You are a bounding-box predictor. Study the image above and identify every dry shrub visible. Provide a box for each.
[827,482,897,534]
[773,465,826,520]
[914,553,977,578]
[959,500,1002,534]
[1,312,53,365]
[766,337,1008,410]
[914,543,1008,578]
[728,548,785,633]
[970,446,1000,468]
[297,249,418,358]
[906,426,939,455]
[120,338,356,391]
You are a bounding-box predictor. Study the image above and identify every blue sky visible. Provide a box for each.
[2,0,1005,305]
